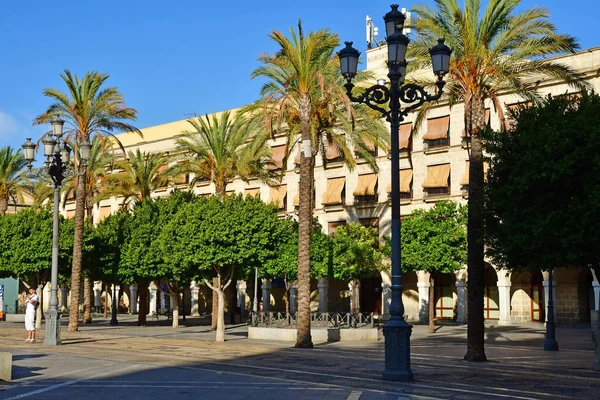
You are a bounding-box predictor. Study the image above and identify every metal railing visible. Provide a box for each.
[249,312,376,329]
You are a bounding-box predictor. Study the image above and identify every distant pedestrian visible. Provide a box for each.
[25,287,38,343]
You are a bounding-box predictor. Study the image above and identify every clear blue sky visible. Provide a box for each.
[0,0,597,149]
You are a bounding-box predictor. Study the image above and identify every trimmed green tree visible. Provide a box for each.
[161,195,283,342]
[261,218,331,313]
[385,201,467,333]
[484,91,600,368]
[332,223,383,314]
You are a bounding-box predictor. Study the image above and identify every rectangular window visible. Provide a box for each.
[423,116,450,150]
[423,164,450,197]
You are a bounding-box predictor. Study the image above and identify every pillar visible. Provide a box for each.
[592,269,600,311]
[416,271,430,323]
[148,283,158,316]
[261,279,272,312]
[237,281,247,316]
[542,271,558,323]
[60,284,68,312]
[93,283,102,313]
[317,278,329,313]
[190,281,200,317]
[289,283,298,314]
[129,284,138,314]
[497,269,512,326]
[348,280,361,313]
[380,270,391,316]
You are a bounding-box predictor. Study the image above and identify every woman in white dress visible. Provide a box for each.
[25,287,38,343]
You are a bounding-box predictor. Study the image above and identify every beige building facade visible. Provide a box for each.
[58,46,600,325]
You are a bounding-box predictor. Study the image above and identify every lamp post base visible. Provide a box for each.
[43,309,62,346]
[382,319,414,381]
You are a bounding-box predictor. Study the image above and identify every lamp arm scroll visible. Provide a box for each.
[344,81,391,120]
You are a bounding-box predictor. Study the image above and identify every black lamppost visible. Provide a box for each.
[544,268,558,351]
[22,116,91,346]
[110,284,119,326]
[339,4,452,382]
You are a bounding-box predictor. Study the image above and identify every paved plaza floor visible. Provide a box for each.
[0,315,598,399]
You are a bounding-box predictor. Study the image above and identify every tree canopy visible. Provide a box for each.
[332,223,383,281]
[485,91,600,272]
[388,201,467,274]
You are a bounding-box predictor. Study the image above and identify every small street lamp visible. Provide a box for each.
[339,4,452,382]
[22,116,91,346]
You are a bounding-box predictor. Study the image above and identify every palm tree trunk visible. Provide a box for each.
[429,275,435,334]
[82,276,92,324]
[138,281,148,326]
[464,94,487,361]
[295,94,314,348]
[68,167,87,332]
[0,197,7,216]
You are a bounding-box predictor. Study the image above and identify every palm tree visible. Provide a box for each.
[62,136,115,324]
[33,69,140,332]
[96,149,170,207]
[251,21,388,348]
[0,147,28,216]
[95,148,172,327]
[175,111,273,196]
[409,0,586,361]
[28,178,54,210]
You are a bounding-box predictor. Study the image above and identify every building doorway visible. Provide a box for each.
[434,273,455,319]
[360,277,382,315]
[484,267,500,320]
[530,271,544,322]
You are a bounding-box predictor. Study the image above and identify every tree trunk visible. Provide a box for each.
[211,276,219,330]
[215,288,225,342]
[68,164,87,332]
[295,93,314,349]
[0,197,7,216]
[82,276,93,324]
[138,281,148,326]
[170,293,179,328]
[464,94,488,361]
[429,275,435,334]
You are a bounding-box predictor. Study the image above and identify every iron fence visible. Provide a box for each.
[249,312,376,329]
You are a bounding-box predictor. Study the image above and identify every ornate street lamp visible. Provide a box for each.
[339,4,452,382]
[22,117,90,346]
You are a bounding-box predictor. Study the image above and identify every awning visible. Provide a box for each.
[322,177,346,205]
[245,188,261,198]
[269,185,287,209]
[400,123,412,150]
[422,116,450,140]
[267,145,286,170]
[353,174,378,196]
[98,206,111,222]
[422,164,450,188]
[326,141,342,160]
[460,161,489,186]
[386,169,413,193]
[462,109,491,137]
